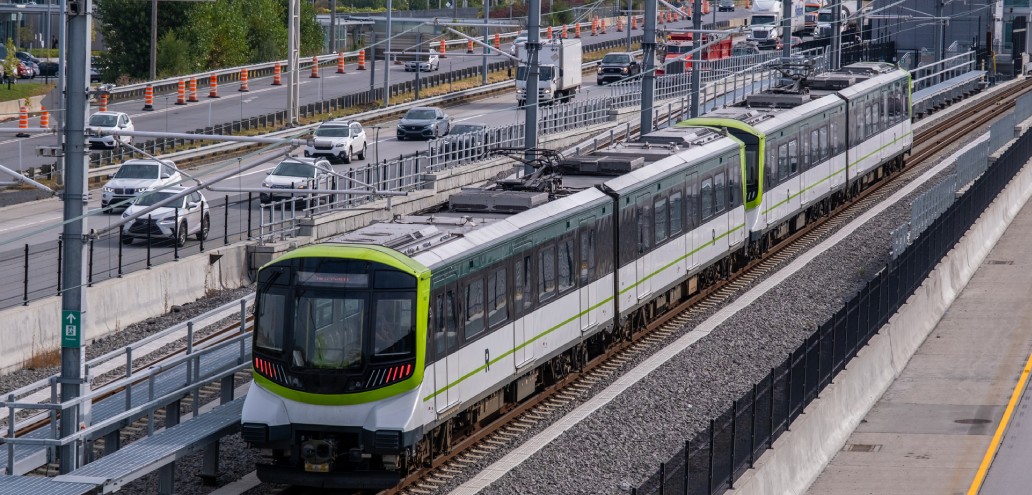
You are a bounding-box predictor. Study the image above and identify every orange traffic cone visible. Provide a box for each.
[467,39,474,53]
[575,23,581,38]
[601,18,607,34]
[631,15,637,30]
[562,25,568,38]
[175,80,186,105]
[547,26,553,40]
[209,73,220,98]
[188,77,198,102]
[143,85,154,110]
[493,33,500,51]
[272,64,282,85]
[617,17,623,32]
[337,51,345,73]
[439,39,447,58]
[358,50,366,70]
[310,55,320,78]
[99,93,108,112]
[239,69,250,92]
[38,106,48,129]
[16,106,28,137]
[591,17,598,36]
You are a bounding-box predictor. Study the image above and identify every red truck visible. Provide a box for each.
[658,32,732,75]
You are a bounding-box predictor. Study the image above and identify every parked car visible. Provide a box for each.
[717,0,736,11]
[260,158,333,204]
[88,111,134,149]
[121,187,210,247]
[447,122,488,157]
[304,120,367,164]
[404,48,440,72]
[90,57,103,83]
[396,106,451,141]
[596,52,641,85]
[101,159,182,211]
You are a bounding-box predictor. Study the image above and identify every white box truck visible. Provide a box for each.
[747,0,805,50]
[515,38,582,107]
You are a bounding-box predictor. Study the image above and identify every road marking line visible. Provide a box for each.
[966,347,1032,494]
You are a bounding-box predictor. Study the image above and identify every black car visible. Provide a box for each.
[596,52,641,85]
[397,107,452,141]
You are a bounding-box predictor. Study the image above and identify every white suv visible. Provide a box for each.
[260,158,333,204]
[121,187,210,247]
[304,120,367,164]
[101,159,182,211]
[88,111,133,149]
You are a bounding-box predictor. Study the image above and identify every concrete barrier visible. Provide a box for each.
[728,153,1032,494]
[0,243,250,375]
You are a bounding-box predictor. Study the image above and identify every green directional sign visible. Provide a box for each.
[61,310,82,348]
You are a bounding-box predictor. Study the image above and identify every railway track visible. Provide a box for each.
[385,78,1032,495]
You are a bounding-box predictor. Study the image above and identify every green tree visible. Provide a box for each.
[156,30,193,77]
[94,0,196,80]
[299,0,326,56]
[2,39,18,83]
[189,0,250,69]
[247,0,288,63]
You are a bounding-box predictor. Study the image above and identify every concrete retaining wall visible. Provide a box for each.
[0,243,250,375]
[729,154,1032,494]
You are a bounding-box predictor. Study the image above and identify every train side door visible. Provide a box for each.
[686,172,698,270]
[635,194,653,300]
[433,282,460,414]
[579,218,598,332]
[512,250,534,368]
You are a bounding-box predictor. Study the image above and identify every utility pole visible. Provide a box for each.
[626,0,632,51]
[150,0,157,80]
[330,0,337,52]
[59,0,91,474]
[830,0,841,69]
[483,0,489,86]
[641,0,657,132]
[690,0,701,117]
[781,0,791,58]
[288,0,300,124]
[523,0,540,171]
[384,0,393,107]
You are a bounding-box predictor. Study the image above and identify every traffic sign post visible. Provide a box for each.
[62,310,81,348]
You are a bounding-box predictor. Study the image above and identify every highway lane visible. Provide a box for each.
[0,10,748,174]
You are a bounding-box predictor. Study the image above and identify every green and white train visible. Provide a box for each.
[241,61,912,489]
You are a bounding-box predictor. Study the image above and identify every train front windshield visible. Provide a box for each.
[254,258,417,393]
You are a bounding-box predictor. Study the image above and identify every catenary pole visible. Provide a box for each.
[641,0,657,132]
[690,0,701,117]
[523,0,540,171]
[59,0,92,474]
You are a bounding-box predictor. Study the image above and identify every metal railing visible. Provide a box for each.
[911,51,978,92]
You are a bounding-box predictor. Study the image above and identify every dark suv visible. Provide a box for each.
[596,52,641,85]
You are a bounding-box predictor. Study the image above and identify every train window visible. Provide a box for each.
[819,126,829,160]
[619,206,638,266]
[714,173,726,213]
[435,294,447,356]
[310,298,366,369]
[788,140,798,176]
[514,254,533,313]
[488,268,508,327]
[830,120,840,155]
[256,289,287,352]
[872,100,881,134]
[810,130,820,166]
[539,245,557,302]
[766,141,778,188]
[580,227,596,283]
[464,278,485,338]
[636,195,652,253]
[864,104,873,138]
[558,239,575,292]
[727,171,740,207]
[744,150,759,203]
[670,192,683,235]
[654,196,668,244]
[374,294,414,356]
[800,128,810,170]
[375,270,416,289]
[777,144,789,182]
[700,178,714,219]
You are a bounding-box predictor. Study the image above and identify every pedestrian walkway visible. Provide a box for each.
[804,186,1032,495]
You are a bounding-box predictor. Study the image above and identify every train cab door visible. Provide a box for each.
[635,193,653,300]
[433,281,461,414]
[578,218,599,332]
[512,249,534,368]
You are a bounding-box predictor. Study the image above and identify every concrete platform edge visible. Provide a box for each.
[728,158,1032,495]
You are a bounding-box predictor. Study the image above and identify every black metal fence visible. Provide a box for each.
[635,124,1032,495]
